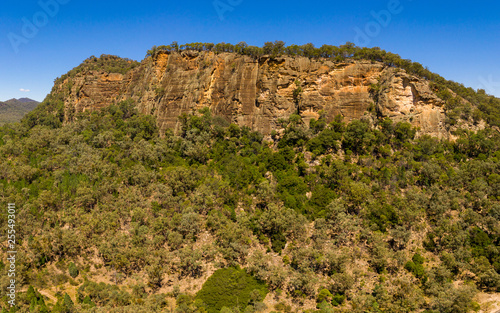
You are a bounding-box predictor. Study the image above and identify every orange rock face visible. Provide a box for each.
[58,51,451,136]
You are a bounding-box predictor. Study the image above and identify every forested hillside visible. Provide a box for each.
[1,42,500,313]
[1,99,499,312]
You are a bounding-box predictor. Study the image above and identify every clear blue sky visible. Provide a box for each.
[1,0,500,102]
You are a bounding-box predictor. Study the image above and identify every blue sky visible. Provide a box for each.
[1,0,500,102]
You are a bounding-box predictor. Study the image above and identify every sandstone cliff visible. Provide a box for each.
[55,51,468,137]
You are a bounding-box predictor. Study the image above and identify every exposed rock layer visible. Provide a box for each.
[57,51,450,136]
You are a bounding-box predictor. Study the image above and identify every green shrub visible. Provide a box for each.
[332,293,346,306]
[270,231,287,253]
[367,202,398,232]
[307,129,341,154]
[196,267,268,313]
[412,253,425,265]
[342,119,375,154]
[68,262,79,278]
[405,253,426,279]
[316,288,332,304]
[308,185,336,217]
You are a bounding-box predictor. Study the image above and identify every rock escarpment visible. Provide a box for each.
[56,51,452,136]
[376,69,446,138]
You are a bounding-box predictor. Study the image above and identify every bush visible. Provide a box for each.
[394,122,416,144]
[308,185,336,217]
[307,129,341,154]
[196,267,268,313]
[68,262,79,278]
[405,253,426,279]
[316,288,332,304]
[332,293,346,306]
[342,119,376,154]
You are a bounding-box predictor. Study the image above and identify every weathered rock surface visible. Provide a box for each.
[56,51,453,136]
[376,68,446,138]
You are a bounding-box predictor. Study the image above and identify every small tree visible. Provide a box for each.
[68,262,79,278]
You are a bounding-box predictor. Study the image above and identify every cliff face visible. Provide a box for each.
[56,51,454,136]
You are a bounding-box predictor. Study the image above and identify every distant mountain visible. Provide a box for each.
[11,97,38,103]
[0,97,39,125]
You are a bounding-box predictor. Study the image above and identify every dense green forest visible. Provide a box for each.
[1,97,499,312]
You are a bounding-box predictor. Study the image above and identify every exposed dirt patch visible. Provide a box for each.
[477,292,500,313]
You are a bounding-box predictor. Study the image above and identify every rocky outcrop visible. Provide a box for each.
[376,68,446,138]
[55,51,457,137]
[66,72,130,113]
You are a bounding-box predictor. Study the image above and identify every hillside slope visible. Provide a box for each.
[0,98,39,125]
[2,104,500,312]
[1,43,500,313]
